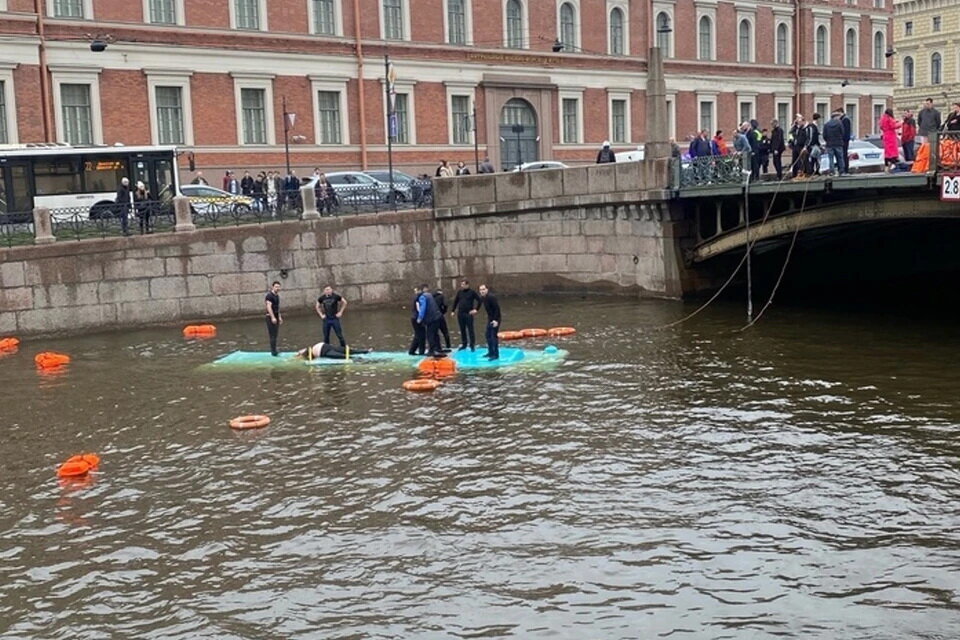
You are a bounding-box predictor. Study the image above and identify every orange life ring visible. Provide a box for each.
[402,378,442,392]
[418,357,457,378]
[57,459,92,478]
[229,415,271,430]
[66,453,100,469]
[520,328,548,338]
[498,330,523,341]
[0,337,19,350]
[183,324,217,337]
[35,352,71,369]
[547,327,577,337]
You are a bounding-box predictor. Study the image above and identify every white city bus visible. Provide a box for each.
[0,144,180,222]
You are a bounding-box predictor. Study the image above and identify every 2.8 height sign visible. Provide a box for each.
[942,174,960,201]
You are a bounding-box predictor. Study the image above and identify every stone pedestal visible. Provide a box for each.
[301,185,320,219]
[33,207,55,244]
[645,47,672,161]
[174,196,196,232]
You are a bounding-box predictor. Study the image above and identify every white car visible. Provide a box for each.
[818,140,885,174]
[513,161,569,172]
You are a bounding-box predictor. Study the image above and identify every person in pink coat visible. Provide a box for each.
[879,108,901,172]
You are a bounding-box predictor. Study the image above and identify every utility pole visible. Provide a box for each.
[385,54,396,210]
[473,105,480,173]
[282,95,292,175]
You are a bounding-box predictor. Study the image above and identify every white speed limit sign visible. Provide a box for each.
[942,174,960,201]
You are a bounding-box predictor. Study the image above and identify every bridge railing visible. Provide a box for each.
[674,152,750,189]
[933,131,960,172]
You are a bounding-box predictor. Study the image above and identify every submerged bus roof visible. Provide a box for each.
[0,144,179,158]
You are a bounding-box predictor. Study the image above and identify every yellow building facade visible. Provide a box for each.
[893,0,960,113]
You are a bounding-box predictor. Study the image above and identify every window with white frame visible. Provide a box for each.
[872,103,883,134]
[611,98,627,143]
[155,86,184,145]
[313,0,337,35]
[904,21,912,36]
[235,0,262,29]
[316,90,342,144]
[506,0,524,48]
[562,98,579,143]
[393,92,410,144]
[902,56,914,87]
[738,19,753,63]
[666,97,675,139]
[451,95,471,144]
[383,0,405,40]
[0,81,7,144]
[739,101,753,124]
[609,7,624,55]
[54,0,84,18]
[815,25,828,65]
[777,102,789,128]
[873,31,884,68]
[932,16,941,32]
[874,0,883,6]
[447,0,467,44]
[845,28,857,67]
[61,84,93,145]
[240,88,267,144]
[656,12,671,54]
[699,100,713,133]
[776,23,788,64]
[931,52,942,84]
[815,102,828,119]
[559,2,578,51]
[148,0,176,23]
[845,103,857,137]
[698,16,713,60]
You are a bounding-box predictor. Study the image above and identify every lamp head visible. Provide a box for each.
[90,39,108,52]
[840,79,850,88]
[885,46,896,58]
[552,39,563,53]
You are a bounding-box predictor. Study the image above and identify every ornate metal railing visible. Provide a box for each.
[934,131,960,172]
[675,152,750,189]
[190,192,302,228]
[51,200,175,241]
[0,211,35,247]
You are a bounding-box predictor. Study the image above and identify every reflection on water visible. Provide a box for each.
[1,297,958,639]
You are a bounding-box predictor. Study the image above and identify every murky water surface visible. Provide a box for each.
[1,297,958,639]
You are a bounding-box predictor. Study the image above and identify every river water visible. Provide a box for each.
[1,297,958,639]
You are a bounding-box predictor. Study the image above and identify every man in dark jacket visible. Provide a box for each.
[115,176,131,235]
[804,113,822,176]
[770,120,786,180]
[407,286,426,356]
[839,108,853,174]
[451,279,481,351]
[790,115,807,178]
[747,120,761,180]
[596,141,616,163]
[917,98,942,143]
[478,284,501,360]
[240,170,255,196]
[434,288,451,351]
[415,284,443,358]
[822,111,846,176]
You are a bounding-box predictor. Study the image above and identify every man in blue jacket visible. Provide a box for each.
[415,284,443,358]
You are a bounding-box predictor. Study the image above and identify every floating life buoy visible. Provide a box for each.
[402,378,442,392]
[498,331,523,341]
[0,337,20,351]
[57,452,99,478]
[183,324,217,337]
[35,352,71,369]
[417,357,457,378]
[520,328,548,338]
[547,327,576,337]
[66,453,101,469]
[229,414,271,430]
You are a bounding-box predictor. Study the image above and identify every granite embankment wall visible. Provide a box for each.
[0,160,692,336]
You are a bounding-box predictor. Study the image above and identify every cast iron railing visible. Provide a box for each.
[0,211,34,247]
[51,200,175,241]
[676,152,749,189]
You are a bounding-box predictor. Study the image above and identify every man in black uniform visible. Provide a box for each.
[407,286,426,356]
[315,285,348,347]
[450,279,481,351]
[433,288,451,351]
[264,281,282,356]
[478,284,500,360]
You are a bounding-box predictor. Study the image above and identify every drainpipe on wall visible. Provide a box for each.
[353,0,368,169]
[794,0,802,117]
[35,0,53,142]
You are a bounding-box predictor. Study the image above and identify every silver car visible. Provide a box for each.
[302,171,391,206]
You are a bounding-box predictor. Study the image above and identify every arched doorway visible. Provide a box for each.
[499,98,538,170]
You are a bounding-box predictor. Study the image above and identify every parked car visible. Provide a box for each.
[301,171,391,207]
[819,140,886,173]
[181,184,253,214]
[512,161,569,172]
[364,170,433,206]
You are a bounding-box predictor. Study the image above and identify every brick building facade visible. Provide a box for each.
[0,0,893,174]
[892,0,960,114]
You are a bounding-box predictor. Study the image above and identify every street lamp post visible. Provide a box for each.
[282,95,292,176]
[473,105,480,173]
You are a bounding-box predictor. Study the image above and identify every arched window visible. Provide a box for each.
[931,52,942,84]
[903,56,914,87]
[845,28,857,67]
[559,2,576,52]
[447,0,466,45]
[505,0,524,48]
[609,7,624,55]
[873,31,884,69]
[815,25,827,65]
[738,19,752,62]
[698,16,712,60]
[776,23,788,64]
[656,12,671,54]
